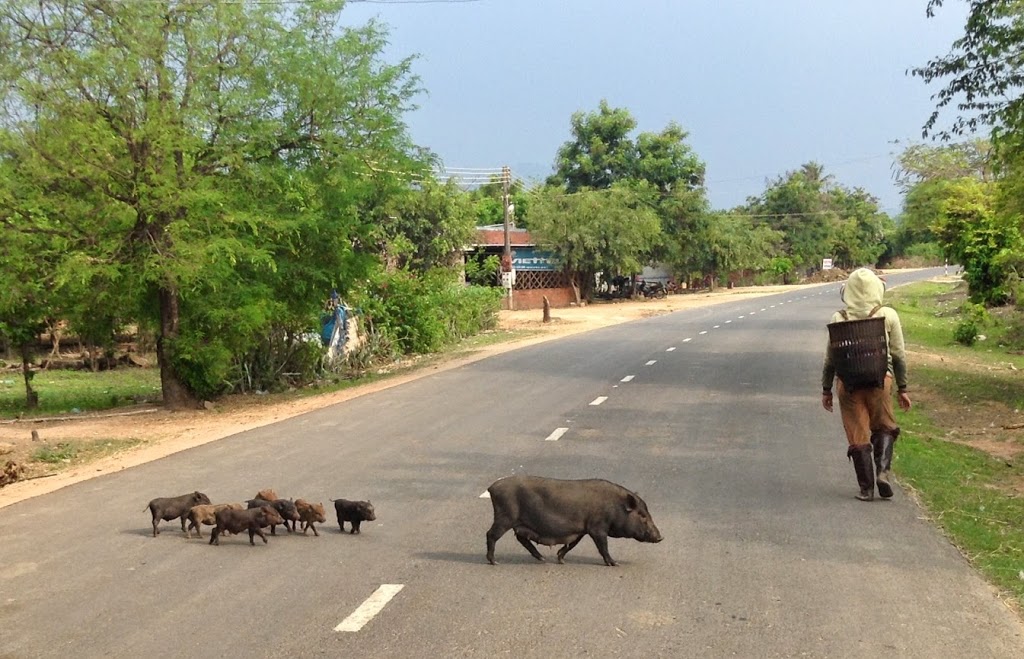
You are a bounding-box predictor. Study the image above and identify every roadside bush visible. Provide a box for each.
[953,302,989,346]
[168,332,235,400]
[351,267,503,356]
[233,326,326,394]
[997,308,1024,351]
[464,250,501,287]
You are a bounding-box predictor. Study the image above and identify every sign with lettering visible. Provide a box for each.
[512,248,561,271]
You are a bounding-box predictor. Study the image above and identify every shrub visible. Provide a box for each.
[953,302,989,346]
[351,267,503,357]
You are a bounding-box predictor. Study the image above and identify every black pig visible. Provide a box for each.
[246,498,300,535]
[144,491,211,537]
[209,506,285,546]
[485,476,662,566]
[332,499,376,534]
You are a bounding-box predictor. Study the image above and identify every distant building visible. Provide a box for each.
[467,226,575,310]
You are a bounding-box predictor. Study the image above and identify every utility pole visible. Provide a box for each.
[501,165,514,310]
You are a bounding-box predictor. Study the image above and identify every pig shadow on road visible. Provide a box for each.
[414,551,615,566]
[415,551,533,565]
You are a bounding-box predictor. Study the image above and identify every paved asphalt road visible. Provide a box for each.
[2,267,1023,658]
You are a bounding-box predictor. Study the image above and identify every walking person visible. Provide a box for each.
[821,268,912,501]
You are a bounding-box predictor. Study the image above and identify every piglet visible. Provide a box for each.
[332,499,376,534]
[294,499,327,536]
[144,491,211,537]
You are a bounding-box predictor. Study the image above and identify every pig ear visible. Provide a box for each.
[624,493,639,512]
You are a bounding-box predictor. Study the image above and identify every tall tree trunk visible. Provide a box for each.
[19,342,38,410]
[156,285,198,410]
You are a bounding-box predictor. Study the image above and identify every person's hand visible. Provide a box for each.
[898,391,911,411]
[822,391,833,412]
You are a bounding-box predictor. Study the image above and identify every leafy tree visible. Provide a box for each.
[0,1,423,408]
[702,212,782,286]
[742,163,890,272]
[548,102,709,281]
[930,178,1020,305]
[378,179,477,272]
[912,1,1024,141]
[914,3,1024,302]
[893,139,993,191]
[660,185,712,284]
[528,183,662,302]
[0,164,53,408]
[469,176,530,227]
[745,163,835,271]
[635,123,706,197]
[828,187,893,269]
[548,100,637,192]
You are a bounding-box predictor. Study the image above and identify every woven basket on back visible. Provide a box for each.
[827,316,887,390]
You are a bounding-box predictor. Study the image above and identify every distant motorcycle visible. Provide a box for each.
[638,280,667,299]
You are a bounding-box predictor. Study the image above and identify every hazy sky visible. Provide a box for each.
[344,0,971,215]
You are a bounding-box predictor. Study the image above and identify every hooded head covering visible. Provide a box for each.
[840,268,885,319]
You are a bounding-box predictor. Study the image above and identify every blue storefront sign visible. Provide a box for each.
[512,248,561,271]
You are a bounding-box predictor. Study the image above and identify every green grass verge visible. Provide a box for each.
[0,368,162,419]
[896,412,1024,603]
[0,329,541,419]
[888,280,1024,607]
[30,437,145,470]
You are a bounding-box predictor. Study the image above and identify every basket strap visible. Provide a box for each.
[837,305,883,321]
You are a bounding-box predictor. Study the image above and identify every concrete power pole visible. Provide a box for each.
[501,165,514,310]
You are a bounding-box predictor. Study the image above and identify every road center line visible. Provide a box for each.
[545,427,569,441]
[335,584,405,632]
[645,360,657,366]
[620,375,635,382]
[590,396,608,406]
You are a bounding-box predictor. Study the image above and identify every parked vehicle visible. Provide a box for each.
[639,280,666,299]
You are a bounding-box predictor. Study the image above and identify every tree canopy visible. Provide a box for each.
[0,0,426,407]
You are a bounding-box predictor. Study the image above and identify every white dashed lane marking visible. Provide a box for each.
[666,347,676,352]
[683,338,692,342]
[545,427,569,442]
[335,584,405,632]
[620,375,635,382]
[725,320,732,324]
[590,396,608,406]
[645,360,657,366]
[713,325,720,329]
[699,331,707,335]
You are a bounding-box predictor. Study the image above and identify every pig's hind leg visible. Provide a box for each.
[485,517,513,565]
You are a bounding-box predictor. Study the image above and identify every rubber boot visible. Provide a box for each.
[871,429,899,499]
[847,444,874,501]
